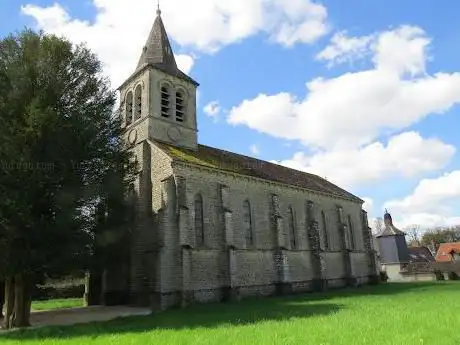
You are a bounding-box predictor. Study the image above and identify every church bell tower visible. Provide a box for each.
[118,5,199,150]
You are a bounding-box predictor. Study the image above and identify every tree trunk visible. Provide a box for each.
[0,280,4,319]
[3,277,15,329]
[2,274,32,329]
[12,273,31,328]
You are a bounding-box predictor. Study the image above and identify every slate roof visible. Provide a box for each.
[435,242,460,262]
[119,9,198,90]
[156,141,364,203]
[407,247,435,263]
[136,8,177,70]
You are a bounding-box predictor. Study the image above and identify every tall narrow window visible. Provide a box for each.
[134,85,142,120]
[243,200,253,246]
[288,206,296,249]
[160,85,170,118]
[195,194,204,246]
[175,91,185,122]
[127,183,136,221]
[126,91,133,125]
[321,210,329,251]
[347,215,355,250]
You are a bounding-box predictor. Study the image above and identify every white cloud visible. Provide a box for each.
[21,2,196,88]
[397,214,460,230]
[385,171,460,214]
[249,144,260,156]
[157,0,329,50]
[22,0,328,87]
[228,25,460,150]
[175,54,195,75]
[384,171,460,229]
[316,26,430,76]
[272,131,455,189]
[373,26,430,77]
[362,197,374,214]
[203,100,222,120]
[316,31,374,67]
[361,198,381,234]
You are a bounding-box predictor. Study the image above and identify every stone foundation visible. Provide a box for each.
[127,277,378,312]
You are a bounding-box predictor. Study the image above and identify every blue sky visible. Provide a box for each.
[1,0,460,229]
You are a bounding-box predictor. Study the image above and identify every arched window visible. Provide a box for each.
[195,194,204,246]
[288,206,296,249]
[160,85,171,118]
[347,215,355,249]
[127,183,136,220]
[321,210,329,251]
[134,85,142,120]
[125,91,133,125]
[243,200,253,246]
[175,90,185,122]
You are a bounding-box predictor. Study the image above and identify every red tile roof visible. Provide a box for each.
[435,242,460,262]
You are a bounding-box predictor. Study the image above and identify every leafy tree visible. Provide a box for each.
[0,30,135,328]
[421,226,460,248]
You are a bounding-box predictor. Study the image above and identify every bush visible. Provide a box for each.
[435,270,445,281]
[32,277,85,301]
[368,274,380,285]
[379,271,389,282]
[448,271,459,281]
[32,285,84,301]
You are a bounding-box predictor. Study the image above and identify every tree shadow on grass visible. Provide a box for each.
[1,300,342,340]
[1,281,457,340]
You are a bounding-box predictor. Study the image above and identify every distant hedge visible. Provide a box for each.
[32,278,85,301]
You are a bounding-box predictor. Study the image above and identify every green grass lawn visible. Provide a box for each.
[31,298,84,312]
[2,282,460,345]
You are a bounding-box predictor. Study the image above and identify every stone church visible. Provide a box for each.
[106,8,378,310]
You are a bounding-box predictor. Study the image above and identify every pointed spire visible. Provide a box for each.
[376,210,406,238]
[136,3,177,70]
[127,4,198,88]
[156,0,161,16]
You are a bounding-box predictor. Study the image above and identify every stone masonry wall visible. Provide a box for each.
[150,158,372,307]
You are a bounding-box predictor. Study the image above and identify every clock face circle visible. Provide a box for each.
[128,129,137,145]
[167,126,182,143]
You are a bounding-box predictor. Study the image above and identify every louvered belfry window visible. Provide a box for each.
[175,91,185,122]
[161,86,170,118]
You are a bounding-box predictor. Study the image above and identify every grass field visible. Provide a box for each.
[31,298,84,312]
[1,282,460,345]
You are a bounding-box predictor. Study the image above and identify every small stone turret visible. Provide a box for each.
[375,210,410,282]
[376,210,409,264]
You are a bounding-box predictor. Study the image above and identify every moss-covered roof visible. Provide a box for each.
[156,142,363,203]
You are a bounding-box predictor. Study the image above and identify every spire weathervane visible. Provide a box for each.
[156,0,161,16]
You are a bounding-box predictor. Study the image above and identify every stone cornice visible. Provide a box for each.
[118,63,198,91]
[123,115,198,134]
